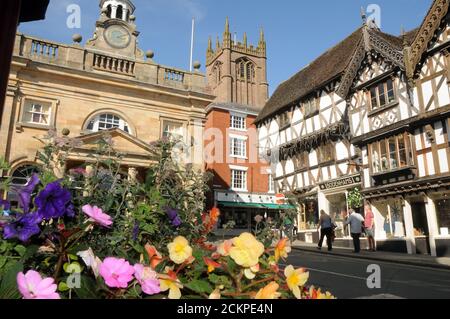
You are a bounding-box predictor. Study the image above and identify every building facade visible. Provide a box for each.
[204,20,292,235]
[0,0,214,200]
[256,0,450,256]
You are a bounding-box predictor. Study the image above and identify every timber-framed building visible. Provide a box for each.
[256,0,450,256]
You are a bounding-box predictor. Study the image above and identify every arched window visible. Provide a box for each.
[236,58,255,82]
[116,5,123,20]
[85,113,131,134]
[213,62,222,85]
[11,165,40,186]
[106,5,112,18]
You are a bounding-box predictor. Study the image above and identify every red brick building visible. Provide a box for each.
[204,19,293,235]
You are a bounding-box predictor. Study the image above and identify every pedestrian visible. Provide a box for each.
[317,210,333,251]
[344,209,365,253]
[364,203,376,252]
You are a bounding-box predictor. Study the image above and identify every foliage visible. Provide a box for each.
[347,188,364,210]
[0,132,334,300]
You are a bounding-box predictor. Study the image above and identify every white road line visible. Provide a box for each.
[280,264,367,281]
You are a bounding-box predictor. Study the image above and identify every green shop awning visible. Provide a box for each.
[218,202,296,210]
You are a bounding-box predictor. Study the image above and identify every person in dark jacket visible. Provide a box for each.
[317,210,333,251]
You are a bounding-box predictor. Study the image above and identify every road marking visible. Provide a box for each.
[280,264,367,281]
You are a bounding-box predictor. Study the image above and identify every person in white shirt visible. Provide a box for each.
[344,209,365,253]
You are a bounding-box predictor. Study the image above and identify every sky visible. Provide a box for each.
[19,0,433,95]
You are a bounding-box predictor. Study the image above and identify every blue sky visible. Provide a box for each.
[19,0,432,94]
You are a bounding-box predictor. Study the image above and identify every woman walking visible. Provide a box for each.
[317,210,333,251]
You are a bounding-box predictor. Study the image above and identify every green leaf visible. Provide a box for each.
[0,261,23,299]
[58,281,70,292]
[73,275,98,299]
[184,279,213,295]
[68,254,78,261]
[208,274,232,288]
[20,245,39,262]
[14,245,26,257]
[0,256,7,271]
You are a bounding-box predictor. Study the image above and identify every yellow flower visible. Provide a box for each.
[244,264,260,280]
[274,238,291,262]
[284,265,309,299]
[167,236,193,265]
[229,233,265,268]
[309,286,336,299]
[255,281,282,300]
[159,270,183,300]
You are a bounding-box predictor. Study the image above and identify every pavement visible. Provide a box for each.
[291,240,450,270]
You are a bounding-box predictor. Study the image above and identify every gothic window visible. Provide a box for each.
[213,62,222,85]
[369,78,396,110]
[85,113,131,134]
[236,58,255,82]
[106,5,112,18]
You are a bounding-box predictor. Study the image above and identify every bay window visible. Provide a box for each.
[370,133,414,173]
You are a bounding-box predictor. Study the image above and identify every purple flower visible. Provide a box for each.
[132,222,140,241]
[166,208,182,227]
[35,181,72,220]
[3,212,42,242]
[0,199,10,211]
[16,174,40,214]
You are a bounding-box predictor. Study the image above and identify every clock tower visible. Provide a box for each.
[86,0,144,60]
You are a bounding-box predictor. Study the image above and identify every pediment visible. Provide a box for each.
[75,128,154,157]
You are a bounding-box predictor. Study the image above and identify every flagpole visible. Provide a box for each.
[190,17,195,72]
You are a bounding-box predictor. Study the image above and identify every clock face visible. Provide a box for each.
[104,25,131,49]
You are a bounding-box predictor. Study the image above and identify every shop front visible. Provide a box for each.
[214,191,296,237]
[295,174,362,246]
[365,179,450,257]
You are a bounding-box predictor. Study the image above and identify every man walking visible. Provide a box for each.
[317,210,333,251]
[344,209,365,253]
[364,203,376,252]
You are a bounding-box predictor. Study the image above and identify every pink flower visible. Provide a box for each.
[17,270,60,299]
[133,264,161,295]
[82,205,113,227]
[99,257,135,288]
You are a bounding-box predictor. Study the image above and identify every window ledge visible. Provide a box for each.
[230,155,248,160]
[16,122,54,132]
[371,165,417,178]
[230,128,248,132]
[230,188,248,192]
[368,101,399,117]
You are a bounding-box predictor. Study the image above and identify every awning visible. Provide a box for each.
[218,202,296,210]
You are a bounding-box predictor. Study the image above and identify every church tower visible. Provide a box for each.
[206,18,268,109]
[86,0,144,60]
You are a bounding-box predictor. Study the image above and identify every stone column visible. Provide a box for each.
[403,199,416,255]
[111,5,118,19]
[122,8,128,21]
[424,195,439,257]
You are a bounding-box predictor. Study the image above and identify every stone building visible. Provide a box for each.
[0,0,214,198]
[204,19,292,235]
[256,0,450,256]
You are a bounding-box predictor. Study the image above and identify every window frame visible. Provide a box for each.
[18,97,58,130]
[230,136,247,159]
[230,167,248,191]
[161,119,186,141]
[86,113,131,134]
[230,113,247,131]
[368,77,397,111]
[369,132,415,174]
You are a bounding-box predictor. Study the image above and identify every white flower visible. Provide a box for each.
[77,248,102,278]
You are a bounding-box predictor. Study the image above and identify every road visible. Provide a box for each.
[285,250,450,299]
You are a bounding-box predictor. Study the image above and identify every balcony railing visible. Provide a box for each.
[30,40,58,59]
[164,69,185,83]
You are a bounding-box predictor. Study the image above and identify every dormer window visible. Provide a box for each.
[369,78,396,110]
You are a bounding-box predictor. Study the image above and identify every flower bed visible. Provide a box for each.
[0,132,334,299]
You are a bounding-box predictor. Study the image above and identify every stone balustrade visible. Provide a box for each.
[13,33,209,94]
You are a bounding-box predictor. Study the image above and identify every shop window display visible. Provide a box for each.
[436,198,450,235]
